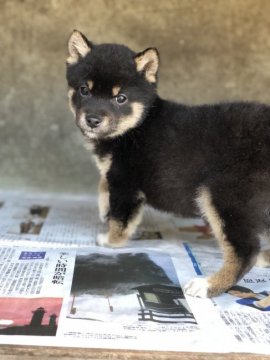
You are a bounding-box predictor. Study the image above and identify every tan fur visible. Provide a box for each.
[107,219,127,246]
[135,49,159,83]
[257,233,270,267]
[107,192,145,246]
[108,102,144,138]
[76,111,111,139]
[93,154,112,177]
[207,243,244,297]
[67,88,76,116]
[101,115,110,130]
[112,85,121,97]
[93,154,112,221]
[196,187,225,242]
[67,30,91,65]
[98,177,109,222]
[196,187,244,296]
[256,250,270,267]
[125,191,146,235]
[87,80,94,91]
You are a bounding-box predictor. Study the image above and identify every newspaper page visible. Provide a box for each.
[0,191,269,354]
[0,191,174,247]
[0,191,102,246]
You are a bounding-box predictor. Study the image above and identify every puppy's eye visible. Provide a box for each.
[79,85,91,97]
[115,94,128,105]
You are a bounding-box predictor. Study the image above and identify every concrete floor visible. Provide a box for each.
[0,0,270,194]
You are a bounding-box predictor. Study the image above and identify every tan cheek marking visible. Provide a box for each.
[196,187,244,296]
[108,102,144,138]
[112,85,121,97]
[67,88,76,116]
[87,80,94,91]
[101,115,110,130]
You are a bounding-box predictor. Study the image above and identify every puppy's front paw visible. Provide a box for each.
[184,277,210,298]
[96,232,127,248]
[96,233,110,247]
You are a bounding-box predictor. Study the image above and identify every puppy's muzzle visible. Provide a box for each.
[85,114,102,129]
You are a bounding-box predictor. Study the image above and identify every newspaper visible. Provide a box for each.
[0,191,269,354]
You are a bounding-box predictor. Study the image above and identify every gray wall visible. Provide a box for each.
[1,0,270,194]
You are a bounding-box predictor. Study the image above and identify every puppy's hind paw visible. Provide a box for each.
[256,250,270,268]
[184,277,210,298]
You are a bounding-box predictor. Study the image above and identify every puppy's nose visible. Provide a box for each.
[85,115,102,128]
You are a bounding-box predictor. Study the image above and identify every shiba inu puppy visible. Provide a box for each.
[66,30,270,298]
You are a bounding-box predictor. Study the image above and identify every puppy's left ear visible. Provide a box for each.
[67,30,92,65]
[134,48,159,83]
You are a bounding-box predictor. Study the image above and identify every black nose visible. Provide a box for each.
[85,115,102,128]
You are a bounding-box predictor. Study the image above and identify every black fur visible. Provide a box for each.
[66,31,270,297]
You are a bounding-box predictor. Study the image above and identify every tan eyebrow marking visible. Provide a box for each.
[87,80,94,90]
[112,85,121,97]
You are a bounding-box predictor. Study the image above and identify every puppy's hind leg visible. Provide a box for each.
[185,187,260,298]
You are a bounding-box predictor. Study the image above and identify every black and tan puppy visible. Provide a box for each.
[66,30,270,298]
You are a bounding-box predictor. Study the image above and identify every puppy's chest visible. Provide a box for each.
[93,146,141,184]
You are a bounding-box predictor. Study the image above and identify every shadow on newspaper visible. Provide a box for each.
[8,205,50,235]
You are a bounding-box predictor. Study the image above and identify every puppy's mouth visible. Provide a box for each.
[77,112,115,139]
[82,128,99,138]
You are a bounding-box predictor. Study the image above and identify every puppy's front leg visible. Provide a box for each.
[98,177,110,223]
[97,190,145,247]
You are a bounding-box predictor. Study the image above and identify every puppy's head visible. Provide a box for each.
[66,30,159,140]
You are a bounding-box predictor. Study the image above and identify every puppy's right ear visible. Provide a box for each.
[67,30,92,65]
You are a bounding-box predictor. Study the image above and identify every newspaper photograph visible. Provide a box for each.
[0,191,269,354]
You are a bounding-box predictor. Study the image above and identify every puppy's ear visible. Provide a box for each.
[134,48,159,83]
[67,30,92,65]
